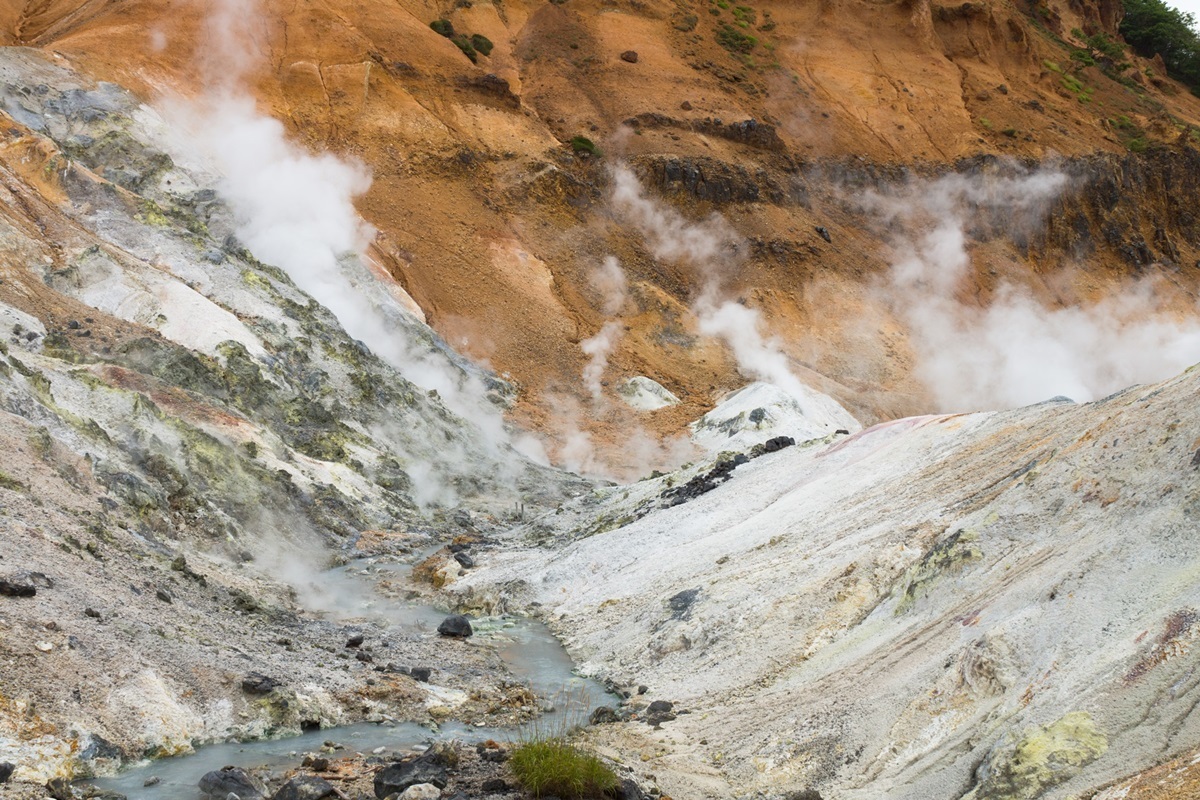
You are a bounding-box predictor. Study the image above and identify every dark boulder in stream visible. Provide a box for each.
[437,614,473,637]
[199,766,267,799]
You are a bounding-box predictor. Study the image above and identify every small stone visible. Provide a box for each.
[647,700,674,713]
[67,320,81,330]
[814,225,832,243]
[481,778,510,792]
[437,615,473,637]
[398,785,441,800]
[301,755,330,771]
[452,551,475,569]
[0,762,13,783]
[241,672,280,695]
[270,774,338,800]
[356,650,374,663]
[590,706,620,725]
[680,101,692,110]
[346,634,365,648]
[410,667,433,682]
[85,607,102,618]
[35,641,53,652]
[144,776,162,787]
[620,50,639,63]
[155,588,173,603]
[638,685,649,694]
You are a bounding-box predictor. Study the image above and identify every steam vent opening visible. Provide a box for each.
[1,0,1200,798]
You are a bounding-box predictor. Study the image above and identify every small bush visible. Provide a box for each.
[674,14,699,31]
[470,33,494,56]
[451,33,478,62]
[570,135,600,155]
[716,23,757,53]
[509,740,619,799]
[430,19,455,37]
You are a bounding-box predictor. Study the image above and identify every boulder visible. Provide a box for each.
[199,766,267,799]
[590,706,620,725]
[0,763,13,783]
[436,615,473,638]
[374,751,449,798]
[620,50,639,63]
[0,577,36,597]
[241,672,279,695]
[271,775,338,800]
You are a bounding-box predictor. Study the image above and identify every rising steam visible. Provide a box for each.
[862,169,1200,411]
[609,166,826,420]
[160,0,518,492]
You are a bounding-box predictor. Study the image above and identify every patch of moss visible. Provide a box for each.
[0,470,26,492]
[569,135,600,155]
[895,529,983,614]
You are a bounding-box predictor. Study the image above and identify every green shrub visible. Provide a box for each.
[430,19,454,37]
[569,135,600,155]
[716,23,757,53]
[450,33,478,62]
[509,739,619,799]
[470,33,494,56]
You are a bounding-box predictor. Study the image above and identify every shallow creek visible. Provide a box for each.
[87,557,611,799]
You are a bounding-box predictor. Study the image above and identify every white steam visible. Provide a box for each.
[580,257,629,401]
[609,166,826,420]
[864,170,1200,411]
[159,0,518,496]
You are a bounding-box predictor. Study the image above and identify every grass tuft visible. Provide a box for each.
[509,739,620,799]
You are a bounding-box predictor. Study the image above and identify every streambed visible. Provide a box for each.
[86,559,611,799]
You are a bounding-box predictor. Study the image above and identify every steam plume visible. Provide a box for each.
[863,169,1200,410]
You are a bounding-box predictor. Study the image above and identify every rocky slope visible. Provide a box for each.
[0,45,588,782]
[456,367,1200,799]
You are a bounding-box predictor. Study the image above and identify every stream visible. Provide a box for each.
[85,557,612,799]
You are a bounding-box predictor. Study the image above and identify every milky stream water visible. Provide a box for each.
[86,561,612,799]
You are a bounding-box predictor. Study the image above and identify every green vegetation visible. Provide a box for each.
[1060,73,1095,102]
[451,34,478,62]
[0,470,25,492]
[1070,28,1131,72]
[470,33,494,56]
[509,740,619,799]
[716,23,757,53]
[732,5,756,26]
[430,19,454,37]
[569,135,600,155]
[1121,0,1200,94]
